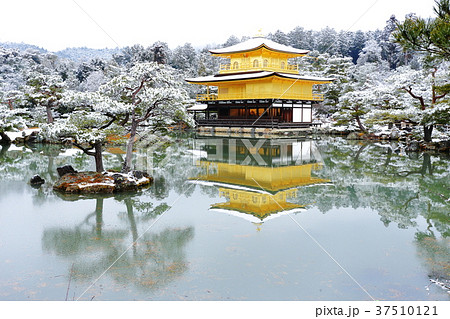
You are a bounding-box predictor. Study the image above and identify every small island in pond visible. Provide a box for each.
[51,165,152,194]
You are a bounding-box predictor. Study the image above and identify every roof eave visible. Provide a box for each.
[186,72,335,84]
[209,44,309,56]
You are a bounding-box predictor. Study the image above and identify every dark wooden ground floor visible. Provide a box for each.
[191,99,319,128]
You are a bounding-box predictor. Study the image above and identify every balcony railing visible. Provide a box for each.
[196,93,218,101]
[219,63,299,74]
[196,93,324,102]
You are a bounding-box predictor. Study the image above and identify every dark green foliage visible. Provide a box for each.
[393,0,450,61]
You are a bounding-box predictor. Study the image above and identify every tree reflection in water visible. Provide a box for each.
[291,138,449,293]
[0,136,448,299]
[42,193,193,298]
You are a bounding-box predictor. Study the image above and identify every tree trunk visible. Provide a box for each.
[423,124,433,142]
[122,118,138,173]
[421,153,433,176]
[353,105,366,132]
[125,198,138,256]
[94,142,104,173]
[355,114,366,132]
[95,198,104,238]
[0,143,10,157]
[46,105,54,124]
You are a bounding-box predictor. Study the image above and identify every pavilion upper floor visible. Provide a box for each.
[210,37,309,75]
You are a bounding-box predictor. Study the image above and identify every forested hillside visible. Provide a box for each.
[1,1,449,144]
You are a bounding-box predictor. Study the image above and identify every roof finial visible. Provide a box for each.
[254,28,265,38]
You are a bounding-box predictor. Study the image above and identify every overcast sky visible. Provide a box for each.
[0,0,437,51]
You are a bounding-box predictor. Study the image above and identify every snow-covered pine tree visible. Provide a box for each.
[99,62,192,172]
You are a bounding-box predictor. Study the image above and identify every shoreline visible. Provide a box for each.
[1,125,449,154]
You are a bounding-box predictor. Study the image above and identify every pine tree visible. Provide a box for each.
[393,0,450,141]
[393,0,450,62]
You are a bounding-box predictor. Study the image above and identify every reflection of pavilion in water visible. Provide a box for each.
[191,138,330,226]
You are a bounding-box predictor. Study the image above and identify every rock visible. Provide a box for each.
[132,171,143,180]
[132,170,149,180]
[53,170,152,194]
[111,173,138,192]
[30,175,45,188]
[26,131,39,143]
[54,172,115,194]
[57,165,78,178]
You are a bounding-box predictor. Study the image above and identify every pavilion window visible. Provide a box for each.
[233,61,239,69]
[253,59,259,68]
[281,61,285,69]
[263,59,269,67]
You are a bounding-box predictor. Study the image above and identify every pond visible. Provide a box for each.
[0,136,448,301]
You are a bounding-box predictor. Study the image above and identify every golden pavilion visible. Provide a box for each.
[186,35,333,128]
[190,138,331,225]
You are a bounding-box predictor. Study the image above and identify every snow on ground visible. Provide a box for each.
[103,171,150,186]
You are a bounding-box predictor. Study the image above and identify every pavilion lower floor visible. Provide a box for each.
[192,99,319,128]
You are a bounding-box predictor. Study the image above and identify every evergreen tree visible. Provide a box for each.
[348,31,367,63]
[316,27,339,54]
[380,15,405,69]
[25,73,65,124]
[268,30,289,45]
[393,0,450,62]
[222,35,240,48]
[170,43,198,76]
[393,0,450,141]
[99,62,192,172]
[40,90,126,173]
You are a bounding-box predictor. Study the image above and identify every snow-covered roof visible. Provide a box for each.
[187,104,208,111]
[210,207,306,223]
[186,71,333,84]
[210,37,309,55]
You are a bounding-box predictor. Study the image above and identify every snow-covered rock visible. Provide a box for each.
[53,170,152,194]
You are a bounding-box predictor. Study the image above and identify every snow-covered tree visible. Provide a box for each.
[0,104,30,144]
[40,91,127,172]
[316,27,339,54]
[357,38,385,66]
[196,47,220,76]
[1,89,24,110]
[396,62,449,141]
[334,90,371,132]
[99,62,192,172]
[268,30,289,46]
[113,44,154,67]
[288,27,314,51]
[221,35,240,48]
[150,41,171,65]
[24,73,65,124]
[380,15,405,69]
[315,54,354,112]
[170,43,198,76]
[348,31,367,63]
[333,59,389,131]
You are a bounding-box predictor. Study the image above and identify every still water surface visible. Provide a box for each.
[0,136,448,301]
